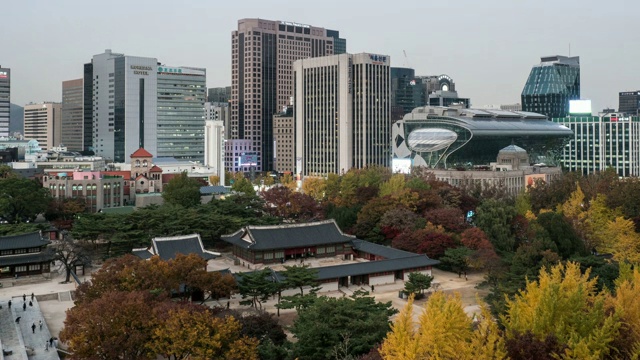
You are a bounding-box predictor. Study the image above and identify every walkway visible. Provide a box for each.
[0,295,60,360]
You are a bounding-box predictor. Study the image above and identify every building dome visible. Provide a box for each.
[499,144,527,154]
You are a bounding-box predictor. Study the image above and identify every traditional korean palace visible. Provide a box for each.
[133,234,220,261]
[222,220,439,290]
[0,232,54,279]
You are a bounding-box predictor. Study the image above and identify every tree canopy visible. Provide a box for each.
[162,171,202,208]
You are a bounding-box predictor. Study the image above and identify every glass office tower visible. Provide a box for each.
[157,66,206,161]
[521,55,580,118]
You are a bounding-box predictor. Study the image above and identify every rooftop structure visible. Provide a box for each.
[133,234,219,261]
[521,55,580,118]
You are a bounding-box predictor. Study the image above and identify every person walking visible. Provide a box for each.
[22,294,26,302]
[23,302,26,311]
[45,342,49,351]
[31,292,34,301]
[39,319,43,330]
[28,301,32,307]
[7,300,11,308]
[31,322,36,333]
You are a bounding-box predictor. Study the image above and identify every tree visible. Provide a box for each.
[474,198,517,254]
[162,171,202,208]
[60,291,158,360]
[261,186,323,222]
[379,295,421,360]
[378,207,424,241]
[501,262,620,359]
[290,293,397,360]
[231,172,256,195]
[403,272,433,298]
[150,306,259,360]
[52,232,93,283]
[610,269,640,358]
[302,176,327,201]
[237,268,277,309]
[534,211,585,258]
[282,265,319,296]
[279,172,297,191]
[423,207,468,233]
[504,331,567,360]
[209,175,220,185]
[379,174,406,197]
[0,176,51,223]
[439,247,473,278]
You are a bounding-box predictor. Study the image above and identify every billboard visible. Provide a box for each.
[239,154,257,166]
[569,100,592,115]
[392,158,412,174]
[525,174,546,190]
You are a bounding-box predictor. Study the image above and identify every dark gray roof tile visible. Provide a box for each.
[0,232,50,251]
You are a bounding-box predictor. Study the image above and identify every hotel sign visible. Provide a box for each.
[0,71,7,79]
[369,54,388,65]
[131,65,152,75]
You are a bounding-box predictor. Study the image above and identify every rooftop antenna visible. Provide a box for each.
[569,43,571,57]
[403,50,411,68]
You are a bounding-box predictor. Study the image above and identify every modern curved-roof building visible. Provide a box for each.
[392,106,573,168]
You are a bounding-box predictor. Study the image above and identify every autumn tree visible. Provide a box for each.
[231,172,256,195]
[261,186,323,222]
[162,171,202,208]
[279,172,297,191]
[302,176,327,201]
[380,295,421,360]
[61,291,159,360]
[209,175,220,185]
[610,268,640,358]
[150,305,258,360]
[423,207,468,233]
[501,262,620,359]
[604,216,640,264]
[378,207,424,241]
[379,174,406,197]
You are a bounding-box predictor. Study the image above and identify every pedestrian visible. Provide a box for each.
[49,337,54,347]
[7,300,11,308]
[31,323,36,333]
[22,294,26,301]
[15,317,21,324]
[29,301,32,307]
[39,319,43,330]
[45,342,49,351]
[226,301,230,309]
[23,303,26,311]
[371,285,375,293]
[31,292,34,301]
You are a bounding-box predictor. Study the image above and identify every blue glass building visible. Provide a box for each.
[521,56,580,119]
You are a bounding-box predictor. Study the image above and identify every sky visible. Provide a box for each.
[3,0,639,113]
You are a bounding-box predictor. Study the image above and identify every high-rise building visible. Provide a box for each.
[156,65,206,161]
[294,53,391,177]
[414,74,470,108]
[0,66,10,138]
[83,63,93,153]
[231,18,339,172]
[207,87,231,103]
[23,102,62,150]
[204,119,225,186]
[86,50,205,162]
[273,108,294,173]
[326,29,347,54]
[553,113,640,177]
[205,102,230,139]
[619,91,640,115]
[391,67,423,121]
[61,79,84,151]
[522,55,580,118]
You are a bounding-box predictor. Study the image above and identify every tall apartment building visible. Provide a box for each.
[61,79,84,151]
[204,119,225,185]
[294,53,391,177]
[553,113,640,177]
[619,91,640,115]
[23,103,62,150]
[0,66,10,137]
[208,87,231,103]
[157,65,206,161]
[522,55,580,118]
[85,50,205,162]
[231,18,341,171]
[83,63,93,152]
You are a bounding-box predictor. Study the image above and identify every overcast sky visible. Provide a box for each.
[3,0,639,112]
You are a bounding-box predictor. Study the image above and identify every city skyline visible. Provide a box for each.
[2,0,639,114]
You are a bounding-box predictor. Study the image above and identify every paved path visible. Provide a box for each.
[0,296,60,360]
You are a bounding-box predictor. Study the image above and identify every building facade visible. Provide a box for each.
[207,86,231,103]
[273,109,294,173]
[204,119,225,185]
[552,113,640,177]
[231,18,338,172]
[156,65,206,161]
[23,103,62,150]
[294,53,391,177]
[521,55,580,118]
[83,63,93,153]
[326,29,347,54]
[61,79,84,151]
[43,170,125,212]
[391,67,422,121]
[0,232,54,279]
[205,102,231,139]
[0,66,9,138]
[619,91,640,115]
[392,106,573,169]
[225,139,254,173]
[500,103,522,112]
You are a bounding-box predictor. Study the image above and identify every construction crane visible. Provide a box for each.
[403,50,411,68]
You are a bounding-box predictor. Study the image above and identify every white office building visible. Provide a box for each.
[204,119,225,185]
[23,103,62,151]
[294,53,391,177]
